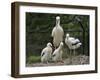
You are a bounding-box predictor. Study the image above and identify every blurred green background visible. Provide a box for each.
[26,12,89,64]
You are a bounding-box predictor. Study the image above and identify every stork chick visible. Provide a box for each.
[41,42,53,63]
[52,42,64,63]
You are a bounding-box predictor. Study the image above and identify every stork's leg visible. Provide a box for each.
[74,49,76,56]
[59,52,64,63]
[70,49,71,57]
[70,50,72,64]
[47,61,49,64]
[60,53,62,61]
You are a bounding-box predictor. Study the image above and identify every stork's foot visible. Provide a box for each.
[60,60,64,63]
[58,60,64,63]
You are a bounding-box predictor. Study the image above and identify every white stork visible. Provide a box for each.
[65,33,82,56]
[52,42,64,62]
[41,42,53,63]
[51,16,64,49]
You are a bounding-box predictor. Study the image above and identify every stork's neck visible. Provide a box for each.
[66,36,69,40]
[67,37,69,40]
[56,19,60,27]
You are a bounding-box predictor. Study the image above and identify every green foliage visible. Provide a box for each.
[27,55,41,64]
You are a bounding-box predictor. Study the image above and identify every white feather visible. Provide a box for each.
[51,16,64,47]
[65,33,82,50]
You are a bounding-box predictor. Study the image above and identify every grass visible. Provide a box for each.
[27,55,41,64]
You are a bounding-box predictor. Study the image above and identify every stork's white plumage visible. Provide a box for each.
[52,42,64,62]
[51,16,64,49]
[65,33,82,56]
[41,42,53,63]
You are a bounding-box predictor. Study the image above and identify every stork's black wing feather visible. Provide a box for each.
[41,52,45,56]
[72,42,80,46]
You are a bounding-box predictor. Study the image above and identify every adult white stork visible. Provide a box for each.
[41,42,53,63]
[51,16,64,49]
[65,33,82,56]
[52,42,64,62]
